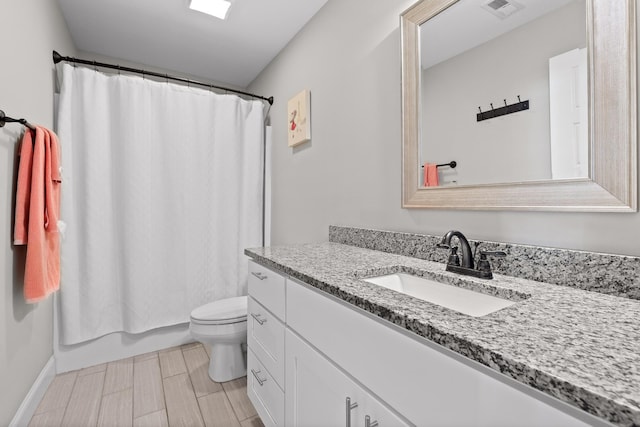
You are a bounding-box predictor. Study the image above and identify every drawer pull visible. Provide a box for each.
[251,272,268,280]
[345,397,358,427]
[365,415,379,427]
[251,368,267,386]
[251,312,267,325]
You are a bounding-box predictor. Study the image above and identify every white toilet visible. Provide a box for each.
[189,296,248,382]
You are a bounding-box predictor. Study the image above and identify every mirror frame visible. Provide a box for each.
[401,0,637,211]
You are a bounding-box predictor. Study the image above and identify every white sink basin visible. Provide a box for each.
[363,273,516,317]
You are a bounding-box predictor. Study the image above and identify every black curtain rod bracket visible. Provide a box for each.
[0,110,36,132]
[52,50,274,106]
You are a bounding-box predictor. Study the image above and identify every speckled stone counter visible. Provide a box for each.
[245,242,640,427]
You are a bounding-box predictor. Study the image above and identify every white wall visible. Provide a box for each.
[422,0,586,186]
[0,1,76,424]
[248,0,640,257]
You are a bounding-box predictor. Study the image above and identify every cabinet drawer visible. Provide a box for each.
[248,297,285,389]
[248,260,285,320]
[248,348,284,427]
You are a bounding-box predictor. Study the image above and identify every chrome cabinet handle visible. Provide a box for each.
[345,397,358,427]
[251,369,267,386]
[365,415,379,427]
[251,312,267,325]
[251,272,267,280]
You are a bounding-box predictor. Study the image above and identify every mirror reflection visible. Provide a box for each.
[419,0,587,187]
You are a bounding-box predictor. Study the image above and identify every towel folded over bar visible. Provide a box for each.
[14,126,62,303]
[423,162,439,187]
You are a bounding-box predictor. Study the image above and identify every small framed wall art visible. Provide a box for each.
[287,89,311,147]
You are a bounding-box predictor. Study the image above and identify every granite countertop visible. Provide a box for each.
[245,242,640,427]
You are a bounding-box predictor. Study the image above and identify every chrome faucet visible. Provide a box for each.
[438,230,506,279]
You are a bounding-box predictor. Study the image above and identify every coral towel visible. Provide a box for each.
[423,162,439,187]
[14,127,62,303]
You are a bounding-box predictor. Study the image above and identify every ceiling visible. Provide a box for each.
[421,0,576,69]
[57,0,328,88]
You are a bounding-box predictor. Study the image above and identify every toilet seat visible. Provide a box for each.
[190,296,247,325]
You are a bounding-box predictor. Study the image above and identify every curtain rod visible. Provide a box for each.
[0,110,36,131]
[52,51,274,106]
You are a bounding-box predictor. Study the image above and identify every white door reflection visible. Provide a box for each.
[549,48,588,180]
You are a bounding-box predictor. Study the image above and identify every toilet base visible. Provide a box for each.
[208,343,247,382]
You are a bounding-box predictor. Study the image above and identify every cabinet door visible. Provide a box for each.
[285,329,410,427]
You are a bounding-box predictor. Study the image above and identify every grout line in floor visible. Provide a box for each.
[95,362,108,424]
[159,352,170,424]
[56,370,79,426]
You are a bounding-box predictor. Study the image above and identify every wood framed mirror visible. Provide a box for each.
[401,0,637,211]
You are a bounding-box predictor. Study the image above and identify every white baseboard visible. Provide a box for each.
[9,356,56,427]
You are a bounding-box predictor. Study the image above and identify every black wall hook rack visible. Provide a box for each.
[477,97,529,122]
[0,110,36,131]
[422,161,457,169]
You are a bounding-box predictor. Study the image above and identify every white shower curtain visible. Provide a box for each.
[56,64,264,345]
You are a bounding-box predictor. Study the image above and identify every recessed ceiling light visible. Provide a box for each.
[189,0,231,20]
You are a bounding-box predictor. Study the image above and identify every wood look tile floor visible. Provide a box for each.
[29,343,264,427]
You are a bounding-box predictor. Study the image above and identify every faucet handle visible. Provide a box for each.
[437,243,460,266]
[447,246,460,266]
[476,250,506,279]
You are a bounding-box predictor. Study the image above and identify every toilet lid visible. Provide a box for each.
[190,296,247,323]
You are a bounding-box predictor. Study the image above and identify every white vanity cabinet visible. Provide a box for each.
[248,260,601,427]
